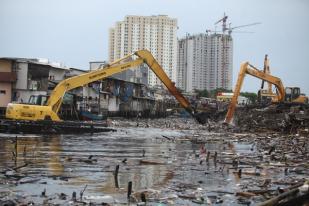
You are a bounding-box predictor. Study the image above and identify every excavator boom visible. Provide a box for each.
[6,50,195,121]
[224,62,285,124]
[135,50,193,114]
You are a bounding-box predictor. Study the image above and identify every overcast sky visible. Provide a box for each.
[1,0,309,94]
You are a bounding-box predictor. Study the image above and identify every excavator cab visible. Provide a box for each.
[28,95,49,106]
[285,87,308,104]
[285,87,299,102]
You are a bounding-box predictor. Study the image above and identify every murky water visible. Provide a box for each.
[0,123,307,205]
[0,127,193,204]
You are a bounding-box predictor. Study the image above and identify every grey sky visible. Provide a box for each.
[1,0,309,94]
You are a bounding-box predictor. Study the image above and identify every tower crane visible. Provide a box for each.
[227,22,261,35]
[215,13,228,33]
[215,13,261,35]
[213,13,261,89]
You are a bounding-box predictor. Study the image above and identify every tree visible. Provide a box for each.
[240,92,258,103]
[210,88,232,98]
[195,89,209,98]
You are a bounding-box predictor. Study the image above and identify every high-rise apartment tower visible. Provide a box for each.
[109,15,178,86]
[177,33,233,92]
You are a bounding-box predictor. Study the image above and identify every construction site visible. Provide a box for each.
[1,3,309,206]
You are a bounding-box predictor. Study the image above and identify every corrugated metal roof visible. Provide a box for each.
[0,57,69,70]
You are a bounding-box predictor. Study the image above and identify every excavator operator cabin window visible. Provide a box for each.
[28,95,38,105]
[285,88,292,95]
[292,88,300,98]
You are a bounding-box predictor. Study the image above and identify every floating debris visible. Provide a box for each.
[0,116,308,205]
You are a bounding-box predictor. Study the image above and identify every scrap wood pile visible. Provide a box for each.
[233,104,309,134]
[244,133,309,205]
[177,131,309,205]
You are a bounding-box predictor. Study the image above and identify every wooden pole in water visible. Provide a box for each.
[127,181,132,199]
[72,191,76,201]
[114,165,119,188]
[214,151,217,166]
[141,192,146,202]
[206,151,210,162]
[14,136,17,166]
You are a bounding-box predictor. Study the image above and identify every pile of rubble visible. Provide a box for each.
[109,103,309,135]
[228,104,309,134]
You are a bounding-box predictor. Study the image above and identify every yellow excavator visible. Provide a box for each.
[6,50,197,122]
[224,60,308,124]
[257,55,277,103]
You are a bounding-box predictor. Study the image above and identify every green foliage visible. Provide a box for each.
[240,92,258,103]
[210,88,232,98]
[195,89,209,98]
[192,88,257,104]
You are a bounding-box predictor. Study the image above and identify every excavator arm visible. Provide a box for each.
[261,55,273,95]
[47,58,144,114]
[6,50,195,121]
[224,62,285,124]
[135,50,193,114]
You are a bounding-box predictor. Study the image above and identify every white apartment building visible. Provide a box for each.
[177,33,233,92]
[109,15,178,86]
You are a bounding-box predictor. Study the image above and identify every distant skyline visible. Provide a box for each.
[1,0,309,94]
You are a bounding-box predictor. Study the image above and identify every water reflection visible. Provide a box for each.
[0,135,64,176]
[47,135,64,176]
[0,128,182,200]
[0,129,268,205]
